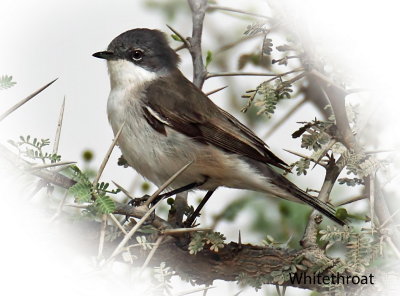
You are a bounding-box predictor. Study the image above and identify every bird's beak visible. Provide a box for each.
[92,51,115,60]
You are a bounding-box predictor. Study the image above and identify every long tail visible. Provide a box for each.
[245,157,346,226]
[284,183,346,226]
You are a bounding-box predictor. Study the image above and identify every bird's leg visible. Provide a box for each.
[127,180,208,224]
[184,190,215,227]
[129,182,200,207]
[153,182,200,204]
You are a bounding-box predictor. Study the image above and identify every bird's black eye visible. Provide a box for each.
[131,49,144,61]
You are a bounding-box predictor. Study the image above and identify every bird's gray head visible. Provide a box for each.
[93,28,180,87]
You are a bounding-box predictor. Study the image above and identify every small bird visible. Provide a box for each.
[93,28,344,226]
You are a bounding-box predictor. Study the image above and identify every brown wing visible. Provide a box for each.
[142,70,289,171]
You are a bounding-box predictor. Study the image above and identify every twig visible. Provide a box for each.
[53,97,65,155]
[161,227,211,235]
[309,69,348,95]
[112,181,135,200]
[108,162,192,260]
[312,139,336,169]
[0,78,58,122]
[0,143,76,189]
[365,149,396,154]
[29,161,76,171]
[264,97,307,139]
[380,209,400,229]
[93,122,125,189]
[207,67,304,80]
[207,72,278,78]
[386,237,400,259]
[205,85,228,96]
[49,190,69,222]
[114,203,172,230]
[109,213,128,235]
[334,195,368,207]
[216,34,261,53]
[283,149,327,168]
[301,156,346,247]
[65,203,90,208]
[140,235,164,271]
[166,25,190,49]
[143,161,193,207]
[207,5,270,19]
[188,0,208,88]
[108,199,164,261]
[98,214,107,259]
[174,44,186,52]
[370,174,375,227]
[317,77,357,151]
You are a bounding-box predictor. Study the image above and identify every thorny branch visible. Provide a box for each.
[1,141,360,291]
[188,0,208,88]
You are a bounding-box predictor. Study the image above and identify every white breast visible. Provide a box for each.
[106,59,204,186]
[105,59,284,196]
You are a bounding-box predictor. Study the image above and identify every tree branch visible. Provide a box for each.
[188,0,208,88]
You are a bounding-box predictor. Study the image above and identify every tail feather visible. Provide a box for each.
[243,157,346,226]
[285,185,346,226]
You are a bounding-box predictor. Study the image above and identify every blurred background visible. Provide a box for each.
[1,0,399,295]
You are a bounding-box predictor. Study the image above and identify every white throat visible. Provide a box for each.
[107,59,157,89]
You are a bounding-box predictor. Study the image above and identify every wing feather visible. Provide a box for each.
[142,71,289,171]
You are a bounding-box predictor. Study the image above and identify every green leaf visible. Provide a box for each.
[69,182,91,203]
[262,37,273,55]
[244,22,268,36]
[205,50,213,68]
[95,194,116,214]
[171,34,182,42]
[0,75,17,90]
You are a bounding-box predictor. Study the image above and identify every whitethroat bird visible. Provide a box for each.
[93,28,345,226]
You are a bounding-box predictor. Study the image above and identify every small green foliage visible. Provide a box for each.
[301,131,330,151]
[205,50,213,68]
[262,37,273,55]
[338,177,364,186]
[136,235,153,251]
[319,226,381,273]
[153,262,173,295]
[170,33,183,42]
[188,232,206,255]
[69,165,90,183]
[343,151,381,177]
[67,165,118,214]
[95,193,116,214]
[188,231,226,255]
[69,182,91,203]
[0,75,16,90]
[242,80,293,117]
[105,226,123,242]
[244,22,268,36]
[291,158,311,176]
[292,120,333,151]
[8,135,61,163]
